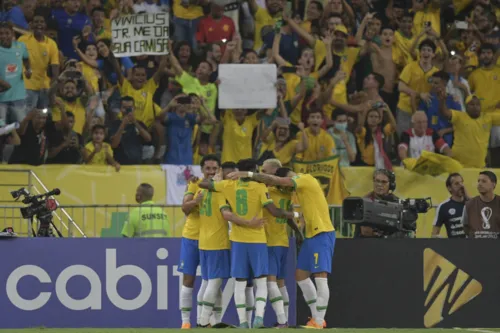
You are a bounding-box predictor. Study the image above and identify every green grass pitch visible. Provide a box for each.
[1,329,500,333]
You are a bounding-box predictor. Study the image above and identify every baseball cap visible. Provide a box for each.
[334,25,348,36]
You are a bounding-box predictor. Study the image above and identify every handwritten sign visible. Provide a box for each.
[111,12,169,57]
[218,64,277,109]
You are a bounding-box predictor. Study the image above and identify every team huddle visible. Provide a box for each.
[177,155,336,329]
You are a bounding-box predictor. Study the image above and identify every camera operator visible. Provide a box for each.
[432,173,467,238]
[354,169,417,238]
[462,171,500,239]
[354,169,399,238]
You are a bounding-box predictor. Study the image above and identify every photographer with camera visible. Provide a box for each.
[354,169,400,238]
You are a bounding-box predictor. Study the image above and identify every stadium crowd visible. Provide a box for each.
[0,0,499,170]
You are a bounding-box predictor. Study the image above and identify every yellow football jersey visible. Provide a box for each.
[213,179,272,243]
[291,173,334,238]
[198,189,231,250]
[264,187,292,247]
[182,180,201,240]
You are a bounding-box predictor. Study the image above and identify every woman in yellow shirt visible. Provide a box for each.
[259,121,309,167]
[355,103,396,168]
[72,37,101,94]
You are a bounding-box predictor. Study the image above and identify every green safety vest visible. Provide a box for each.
[121,201,170,238]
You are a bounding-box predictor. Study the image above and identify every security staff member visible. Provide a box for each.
[122,183,170,237]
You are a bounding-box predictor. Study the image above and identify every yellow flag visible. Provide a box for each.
[403,151,463,177]
[292,155,350,205]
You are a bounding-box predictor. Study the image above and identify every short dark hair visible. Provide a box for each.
[221,161,237,169]
[480,171,497,184]
[371,72,385,88]
[197,60,213,72]
[381,25,394,33]
[65,111,75,118]
[332,109,347,120]
[479,43,496,55]
[132,65,147,73]
[121,96,135,105]
[432,70,450,82]
[91,124,106,133]
[276,167,292,178]
[419,39,437,53]
[200,154,220,167]
[309,0,323,11]
[91,7,105,16]
[237,158,258,172]
[402,10,414,19]
[445,173,463,188]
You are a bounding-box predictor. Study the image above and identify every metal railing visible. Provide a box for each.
[0,203,440,238]
[0,169,86,237]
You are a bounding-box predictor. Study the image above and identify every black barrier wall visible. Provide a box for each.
[296,239,500,328]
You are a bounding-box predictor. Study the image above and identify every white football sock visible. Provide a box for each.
[234,280,247,325]
[268,281,286,324]
[254,277,268,319]
[280,285,290,321]
[245,286,255,327]
[213,288,222,324]
[315,277,330,327]
[200,279,222,326]
[180,285,193,324]
[197,279,208,325]
[297,278,318,321]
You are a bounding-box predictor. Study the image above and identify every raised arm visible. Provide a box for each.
[272,32,288,67]
[437,88,452,120]
[227,171,295,187]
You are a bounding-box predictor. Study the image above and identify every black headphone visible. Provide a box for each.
[374,169,396,192]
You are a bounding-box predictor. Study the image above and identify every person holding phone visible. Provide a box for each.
[109,96,152,165]
[46,111,84,164]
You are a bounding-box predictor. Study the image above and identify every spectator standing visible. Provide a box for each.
[328,109,356,167]
[88,7,112,42]
[467,43,500,167]
[0,0,30,30]
[82,124,120,171]
[220,110,260,163]
[394,10,415,67]
[463,171,500,239]
[398,111,451,160]
[258,121,308,167]
[46,111,83,164]
[172,0,208,50]
[0,22,31,123]
[109,96,152,165]
[438,93,500,168]
[419,71,462,147]
[296,109,335,162]
[18,14,60,111]
[432,173,467,238]
[445,54,470,113]
[51,0,90,60]
[196,1,236,51]
[246,0,284,52]
[397,39,439,135]
[9,109,60,165]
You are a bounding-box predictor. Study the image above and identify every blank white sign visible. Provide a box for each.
[218,64,277,109]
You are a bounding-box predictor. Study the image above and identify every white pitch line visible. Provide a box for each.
[455,327,500,333]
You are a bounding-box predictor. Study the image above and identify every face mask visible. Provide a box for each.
[335,122,348,131]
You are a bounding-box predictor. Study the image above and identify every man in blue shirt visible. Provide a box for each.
[51,0,90,60]
[0,22,31,123]
[0,0,30,30]
[418,71,462,147]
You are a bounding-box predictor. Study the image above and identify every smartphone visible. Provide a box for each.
[455,21,468,30]
[424,21,431,28]
[276,117,290,126]
[177,96,192,105]
[65,71,82,80]
[124,107,133,114]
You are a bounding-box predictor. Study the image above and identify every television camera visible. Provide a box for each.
[11,188,62,237]
[342,197,432,236]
